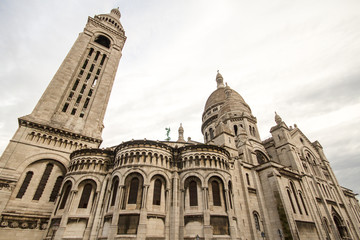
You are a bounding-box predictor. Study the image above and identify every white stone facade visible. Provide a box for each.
[0,8,359,240]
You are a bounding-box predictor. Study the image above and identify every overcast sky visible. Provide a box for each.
[0,0,360,197]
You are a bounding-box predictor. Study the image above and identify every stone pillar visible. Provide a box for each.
[83,190,101,239]
[165,188,171,240]
[137,185,149,239]
[54,190,77,240]
[108,185,124,240]
[203,187,212,240]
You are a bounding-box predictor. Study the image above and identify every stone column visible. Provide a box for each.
[54,190,77,240]
[138,185,149,239]
[165,188,171,240]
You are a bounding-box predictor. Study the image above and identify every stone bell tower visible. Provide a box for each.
[0,9,126,240]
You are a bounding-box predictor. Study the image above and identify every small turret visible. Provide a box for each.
[110,8,121,19]
[177,123,185,142]
[275,111,282,125]
[216,70,225,88]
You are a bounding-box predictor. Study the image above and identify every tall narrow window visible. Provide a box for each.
[209,128,214,139]
[78,183,93,208]
[59,183,71,209]
[111,178,119,206]
[246,173,250,185]
[62,103,69,112]
[253,212,261,231]
[128,178,139,204]
[83,98,90,109]
[49,176,64,202]
[72,79,80,91]
[287,189,296,213]
[152,179,162,205]
[212,181,221,206]
[205,132,208,142]
[33,163,54,200]
[299,193,308,215]
[100,54,107,65]
[92,76,98,87]
[94,51,100,61]
[82,59,88,69]
[88,48,94,56]
[189,181,198,206]
[290,182,302,214]
[16,171,33,198]
[234,125,238,135]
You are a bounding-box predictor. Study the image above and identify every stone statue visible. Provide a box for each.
[165,127,171,141]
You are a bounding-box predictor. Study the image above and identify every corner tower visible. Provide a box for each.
[0,9,126,239]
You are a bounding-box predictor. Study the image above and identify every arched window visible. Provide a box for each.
[49,176,64,202]
[299,192,308,215]
[212,181,221,206]
[153,179,162,205]
[94,35,111,48]
[59,183,72,209]
[287,189,296,213]
[209,128,214,140]
[228,182,233,209]
[16,171,33,199]
[290,182,302,215]
[33,163,54,200]
[234,125,238,135]
[110,178,119,206]
[78,183,93,208]
[128,178,139,204]
[255,151,267,165]
[205,132,208,142]
[333,215,346,238]
[253,212,261,231]
[246,173,250,185]
[189,181,198,206]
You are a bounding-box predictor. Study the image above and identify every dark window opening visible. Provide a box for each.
[49,176,64,202]
[68,91,74,100]
[299,193,308,215]
[94,35,111,48]
[189,181,198,206]
[256,151,267,165]
[59,184,71,209]
[210,216,229,235]
[82,59,88,69]
[80,84,87,94]
[86,73,91,81]
[76,95,82,103]
[71,108,77,115]
[212,181,221,206]
[118,214,139,234]
[290,182,302,215]
[246,173,250,185]
[16,171,33,199]
[78,183,93,208]
[254,212,260,231]
[152,179,162,205]
[72,79,80,91]
[128,178,139,204]
[89,64,94,72]
[62,103,69,112]
[96,69,101,75]
[111,178,119,206]
[83,98,90,109]
[79,69,84,76]
[33,163,54,200]
[94,51,100,61]
[88,89,93,97]
[234,125,238,135]
[100,54,107,65]
[79,113,84,118]
[88,48,94,56]
[209,128,214,139]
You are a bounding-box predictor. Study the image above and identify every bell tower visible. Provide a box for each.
[0,9,126,239]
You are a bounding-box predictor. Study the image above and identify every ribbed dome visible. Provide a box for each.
[204,87,249,112]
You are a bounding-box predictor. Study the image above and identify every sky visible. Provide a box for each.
[0,0,360,197]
